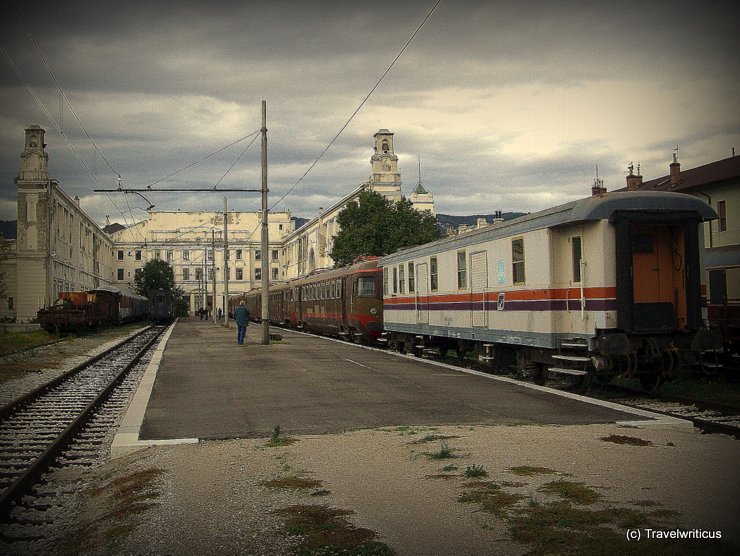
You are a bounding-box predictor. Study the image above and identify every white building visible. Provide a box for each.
[3,126,434,321]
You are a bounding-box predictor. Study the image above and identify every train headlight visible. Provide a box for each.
[370,307,378,315]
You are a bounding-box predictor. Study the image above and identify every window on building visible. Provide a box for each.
[255,268,262,280]
[272,268,279,280]
[236,249,243,260]
[572,236,582,283]
[182,267,190,281]
[195,268,202,281]
[166,250,173,261]
[718,200,727,232]
[154,250,161,259]
[399,265,405,294]
[457,251,467,289]
[117,268,124,280]
[392,267,398,294]
[255,250,262,260]
[135,268,142,280]
[208,268,214,281]
[182,250,189,261]
[272,249,279,261]
[430,257,438,291]
[135,250,142,261]
[512,238,525,284]
[236,268,243,281]
[117,250,124,261]
[207,249,213,261]
[408,262,415,293]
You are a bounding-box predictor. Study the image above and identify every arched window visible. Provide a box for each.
[382,141,389,153]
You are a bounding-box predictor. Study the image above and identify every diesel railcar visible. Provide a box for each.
[380,191,720,391]
[234,257,384,343]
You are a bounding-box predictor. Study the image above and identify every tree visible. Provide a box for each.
[330,190,440,267]
[133,259,180,297]
[0,235,9,300]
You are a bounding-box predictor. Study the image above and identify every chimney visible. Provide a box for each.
[670,152,680,186]
[625,162,643,191]
[476,217,487,229]
[591,177,607,196]
[74,195,80,206]
[492,210,504,225]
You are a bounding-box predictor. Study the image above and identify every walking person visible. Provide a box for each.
[234,300,250,345]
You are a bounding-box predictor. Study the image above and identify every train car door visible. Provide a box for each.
[416,262,430,325]
[470,251,488,328]
[629,224,687,330]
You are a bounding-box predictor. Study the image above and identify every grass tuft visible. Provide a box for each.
[601,434,654,446]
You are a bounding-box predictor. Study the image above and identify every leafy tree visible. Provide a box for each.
[133,259,180,297]
[0,235,9,300]
[330,190,439,267]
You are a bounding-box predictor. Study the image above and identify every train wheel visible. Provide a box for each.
[639,373,663,393]
[698,350,720,377]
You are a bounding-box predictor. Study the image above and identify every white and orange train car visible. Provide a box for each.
[380,191,720,391]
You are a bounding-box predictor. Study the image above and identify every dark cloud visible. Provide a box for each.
[1,0,738,225]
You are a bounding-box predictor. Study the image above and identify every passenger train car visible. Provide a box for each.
[148,289,177,322]
[233,257,383,343]
[380,191,720,391]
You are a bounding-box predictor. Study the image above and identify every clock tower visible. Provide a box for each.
[365,129,402,202]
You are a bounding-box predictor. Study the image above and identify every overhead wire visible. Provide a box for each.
[270,0,442,211]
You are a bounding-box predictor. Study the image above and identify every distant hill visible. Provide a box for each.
[436,212,526,228]
[0,220,16,240]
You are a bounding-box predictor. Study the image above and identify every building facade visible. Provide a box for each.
[3,126,434,321]
[14,125,115,322]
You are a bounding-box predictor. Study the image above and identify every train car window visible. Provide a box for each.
[408,262,415,293]
[431,257,438,291]
[457,250,467,289]
[356,276,376,297]
[392,267,398,295]
[512,239,525,284]
[572,236,582,283]
[383,268,389,296]
[399,265,405,294]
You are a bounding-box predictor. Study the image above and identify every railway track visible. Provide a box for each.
[0,324,167,549]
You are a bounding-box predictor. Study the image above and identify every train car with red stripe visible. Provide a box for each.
[234,257,383,344]
[380,191,720,392]
[290,257,383,343]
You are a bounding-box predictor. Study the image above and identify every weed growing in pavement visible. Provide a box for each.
[272,504,395,555]
[428,441,457,460]
[538,480,602,505]
[67,467,165,553]
[261,476,324,490]
[508,466,558,477]
[601,434,654,446]
[464,464,488,478]
[266,424,298,447]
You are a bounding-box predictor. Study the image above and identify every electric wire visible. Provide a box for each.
[270,0,442,211]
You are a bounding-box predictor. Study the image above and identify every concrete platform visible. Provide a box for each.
[112,317,690,457]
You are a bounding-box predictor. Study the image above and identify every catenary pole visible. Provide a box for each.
[260,100,269,345]
[223,196,229,328]
[211,229,217,323]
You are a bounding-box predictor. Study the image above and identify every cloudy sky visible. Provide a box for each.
[1,0,738,227]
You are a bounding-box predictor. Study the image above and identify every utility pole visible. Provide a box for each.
[203,252,208,316]
[211,229,217,323]
[223,197,229,328]
[260,100,270,345]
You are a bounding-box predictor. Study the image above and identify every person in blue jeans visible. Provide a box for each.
[234,300,250,345]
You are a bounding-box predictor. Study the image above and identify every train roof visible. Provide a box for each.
[381,191,716,264]
[95,285,148,300]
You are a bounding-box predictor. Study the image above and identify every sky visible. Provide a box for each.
[1,0,738,228]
